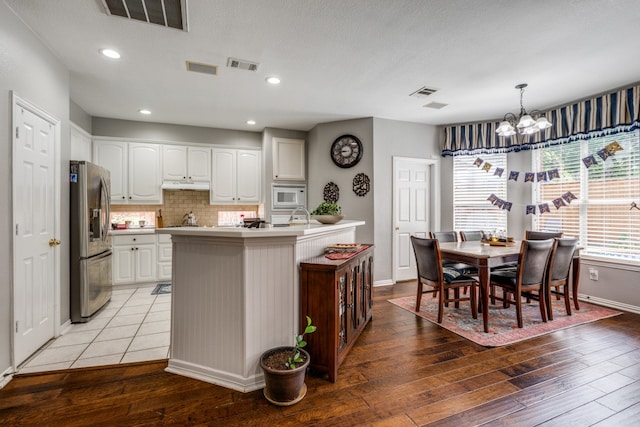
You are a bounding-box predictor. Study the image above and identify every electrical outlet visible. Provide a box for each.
[589,268,599,281]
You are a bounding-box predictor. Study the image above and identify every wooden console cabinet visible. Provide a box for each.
[300,244,373,382]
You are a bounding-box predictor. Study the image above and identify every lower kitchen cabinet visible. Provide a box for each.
[299,244,373,382]
[112,234,157,285]
[157,234,172,281]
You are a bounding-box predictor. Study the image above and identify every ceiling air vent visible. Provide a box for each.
[226,57,259,72]
[423,101,448,109]
[186,61,218,76]
[101,0,188,31]
[410,86,438,98]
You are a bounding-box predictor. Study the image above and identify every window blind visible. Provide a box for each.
[453,153,507,233]
[533,130,640,261]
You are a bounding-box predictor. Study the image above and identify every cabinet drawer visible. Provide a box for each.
[112,234,156,245]
[157,234,172,244]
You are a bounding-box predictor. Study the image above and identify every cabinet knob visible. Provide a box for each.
[133,238,136,241]
[131,248,134,251]
[122,196,125,199]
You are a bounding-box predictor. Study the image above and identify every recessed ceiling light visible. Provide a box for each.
[265,76,281,85]
[138,109,151,115]
[246,120,256,125]
[100,48,121,59]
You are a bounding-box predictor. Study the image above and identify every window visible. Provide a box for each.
[453,153,507,233]
[533,129,640,261]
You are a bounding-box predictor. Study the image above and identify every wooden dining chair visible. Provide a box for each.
[546,238,579,320]
[460,230,483,241]
[411,236,477,323]
[525,230,563,240]
[489,239,556,328]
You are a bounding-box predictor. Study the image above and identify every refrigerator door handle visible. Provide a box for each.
[100,175,110,242]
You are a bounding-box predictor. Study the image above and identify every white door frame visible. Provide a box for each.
[392,156,441,283]
[11,92,61,368]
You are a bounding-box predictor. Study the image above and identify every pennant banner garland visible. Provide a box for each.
[473,155,583,215]
[582,141,624,168]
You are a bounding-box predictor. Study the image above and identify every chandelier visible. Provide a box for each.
[495,83,552,137]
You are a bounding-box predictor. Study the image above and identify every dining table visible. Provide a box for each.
[438,240,581,333]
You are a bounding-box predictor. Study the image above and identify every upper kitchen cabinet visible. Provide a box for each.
[272,137,305,181]
[93,139,162,204]
[162,145,211,182]
[211,148,261,204]
[70,123,92,162]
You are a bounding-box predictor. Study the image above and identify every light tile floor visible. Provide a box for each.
[18,285,171,374]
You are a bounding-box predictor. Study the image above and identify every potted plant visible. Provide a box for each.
[260,316,317,406]
[310,202,344,224]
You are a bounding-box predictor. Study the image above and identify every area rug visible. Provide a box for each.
[388,295,621,347]
[151,283,171,295]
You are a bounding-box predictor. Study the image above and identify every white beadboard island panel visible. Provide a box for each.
[157,220,365,392]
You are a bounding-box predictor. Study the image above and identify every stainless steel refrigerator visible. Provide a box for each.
[70,160,113,323]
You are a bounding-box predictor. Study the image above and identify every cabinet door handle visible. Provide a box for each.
[131,248,134,251]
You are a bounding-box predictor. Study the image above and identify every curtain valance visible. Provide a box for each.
[442,84,640,157]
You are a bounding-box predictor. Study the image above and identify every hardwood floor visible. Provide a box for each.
[2,280,640,426]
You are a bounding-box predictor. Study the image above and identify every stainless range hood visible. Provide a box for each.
[161,180,210,191]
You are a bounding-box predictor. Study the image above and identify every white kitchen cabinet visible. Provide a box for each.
[93,140,127,202]
[162,145,211,181]
[211,148,261,204]
[112,234,157,285]
[70,123,92,162]
[272,137,305,181]
[93,140,162,204]
[157,234,172,281]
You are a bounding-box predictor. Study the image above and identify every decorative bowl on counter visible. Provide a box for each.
[311,215,344,224]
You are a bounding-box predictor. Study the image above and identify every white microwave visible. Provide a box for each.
[272,184,306,210]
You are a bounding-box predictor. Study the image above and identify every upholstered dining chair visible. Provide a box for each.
[460,230,484,241]
[411,236,477,323]
[489,239,556,328]
[546,238,579,320]
[525,230,563,240]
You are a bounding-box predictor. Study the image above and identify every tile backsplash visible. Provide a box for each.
[110,190,259,227]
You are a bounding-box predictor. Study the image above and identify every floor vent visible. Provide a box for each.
[226,57,259,72]
[186,61,218,76]
[410,86,438,97]
[101,0,188,31]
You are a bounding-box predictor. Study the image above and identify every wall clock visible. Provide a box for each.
[330,134,363,168]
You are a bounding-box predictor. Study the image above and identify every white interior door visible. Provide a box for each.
[392,157,439,282]
[13,95,59,366]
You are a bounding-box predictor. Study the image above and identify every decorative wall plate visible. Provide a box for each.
[323,182,339,203]
[353,173,370,197]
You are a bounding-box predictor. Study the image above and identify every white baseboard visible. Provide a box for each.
[59,319,72,336]
[1,366,14,390]
[374,279,394,287]
[578,293,640,315]
[166,358,264,393]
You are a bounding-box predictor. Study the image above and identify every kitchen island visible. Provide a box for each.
[155,220,365,392]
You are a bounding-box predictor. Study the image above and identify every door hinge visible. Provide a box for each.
[15,321,18,333]
[15,127,19,139]
[16,224,19,236]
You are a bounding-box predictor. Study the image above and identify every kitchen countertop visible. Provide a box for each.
[155,220,365,238]
[109,228,157,236]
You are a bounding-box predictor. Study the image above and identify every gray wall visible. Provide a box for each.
[92,117,262,148]
[308,118,375,246]
[0,2,71,373]
[372,118,441,283]
[70,100,92,134]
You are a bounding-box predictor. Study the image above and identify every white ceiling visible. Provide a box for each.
[6,0,640,132]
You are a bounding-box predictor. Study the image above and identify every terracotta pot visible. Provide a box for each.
[260,346,310,406]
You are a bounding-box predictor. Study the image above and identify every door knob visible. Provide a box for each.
[49,239,61,247]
